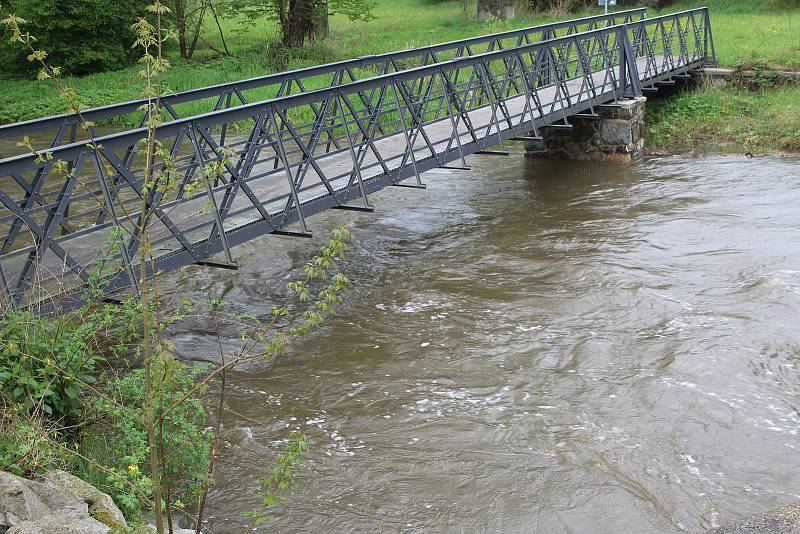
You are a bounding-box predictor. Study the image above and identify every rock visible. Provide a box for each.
[707,501,800,533]
[0,472,86,531]
[0,470,126,534]
[599,119,633,146]
[8,510,111,534]
[0,472,50,527]
[41,470,126,527]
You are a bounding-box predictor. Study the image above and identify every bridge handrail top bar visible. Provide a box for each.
[0,7,647,139]
[0,7,711,173]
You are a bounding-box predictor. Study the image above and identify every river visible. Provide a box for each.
[162,148,799,532]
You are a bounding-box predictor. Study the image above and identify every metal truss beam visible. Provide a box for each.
[0,8,716,311]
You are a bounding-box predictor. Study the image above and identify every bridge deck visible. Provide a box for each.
[219,56,657,224]
[0,7,715,308]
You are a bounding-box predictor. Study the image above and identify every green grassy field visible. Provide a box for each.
[0,0,564,125]
[675,0,799,69]
[0,0,798,152]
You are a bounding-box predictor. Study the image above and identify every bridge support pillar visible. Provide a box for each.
[525,97,647,163]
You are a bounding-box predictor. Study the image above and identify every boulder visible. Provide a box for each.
[0,471,86,531]
[0,470,126,534]
[41,470,126,527]
[8,510,111,534]
[0,472,51,527]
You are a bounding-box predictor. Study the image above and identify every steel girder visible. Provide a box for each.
[0,8,648,160]
[0,8,714,310]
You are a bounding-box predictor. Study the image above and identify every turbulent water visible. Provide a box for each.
[163,148,800,533]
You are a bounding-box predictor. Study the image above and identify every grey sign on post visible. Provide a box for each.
[599,0,617,14]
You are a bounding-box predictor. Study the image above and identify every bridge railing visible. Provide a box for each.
[0,8,647,159]
[631,7,716,87]
[0,8,713,309]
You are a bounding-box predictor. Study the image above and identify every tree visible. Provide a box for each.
[168,0,229,59]
[172,0,200,58]
[222,0,375,48]
[0,0,143,75]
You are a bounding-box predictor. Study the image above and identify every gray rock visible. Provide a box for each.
[0,473,50,527]
[0,470,125,533]
[707,501,800,533]
[0,472,85,531]
[7,510,111,534]
[41,470,126,527]
[599,119,633,146]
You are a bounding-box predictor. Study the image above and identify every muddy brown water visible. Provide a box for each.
[5,133,799,531]
[157,148,800,533]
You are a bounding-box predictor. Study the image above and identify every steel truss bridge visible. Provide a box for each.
[0,7,715,309]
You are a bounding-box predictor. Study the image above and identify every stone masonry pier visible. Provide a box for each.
[524,97,647,163]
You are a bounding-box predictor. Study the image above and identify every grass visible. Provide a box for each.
[646,83,800,154]
[665,0,800,70]
[643,0,800,155]
[0,0,798,153]
[0,0,564,125]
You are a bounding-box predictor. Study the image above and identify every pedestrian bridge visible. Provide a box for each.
[0,7,715,309]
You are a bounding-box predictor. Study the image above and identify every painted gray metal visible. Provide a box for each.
[0,8,714,310]
[0,8,647,156]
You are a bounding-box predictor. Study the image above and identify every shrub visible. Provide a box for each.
[79,358,212,520]
[0,0,144,76]
[0,410,67,476]
[0,310,100,420]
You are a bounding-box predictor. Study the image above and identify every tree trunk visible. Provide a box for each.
[284,0,314,47]
[176,0,188,59]
[186,3,207,59]
[311,1,329,42]
[210,3,230,55]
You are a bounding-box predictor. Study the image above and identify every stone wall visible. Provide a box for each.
[699,67,800,91]
[524,97,647,163]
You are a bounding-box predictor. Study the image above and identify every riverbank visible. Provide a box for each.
[709,501,800,533]
[646,82,800,155]
[0,0,798,153]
